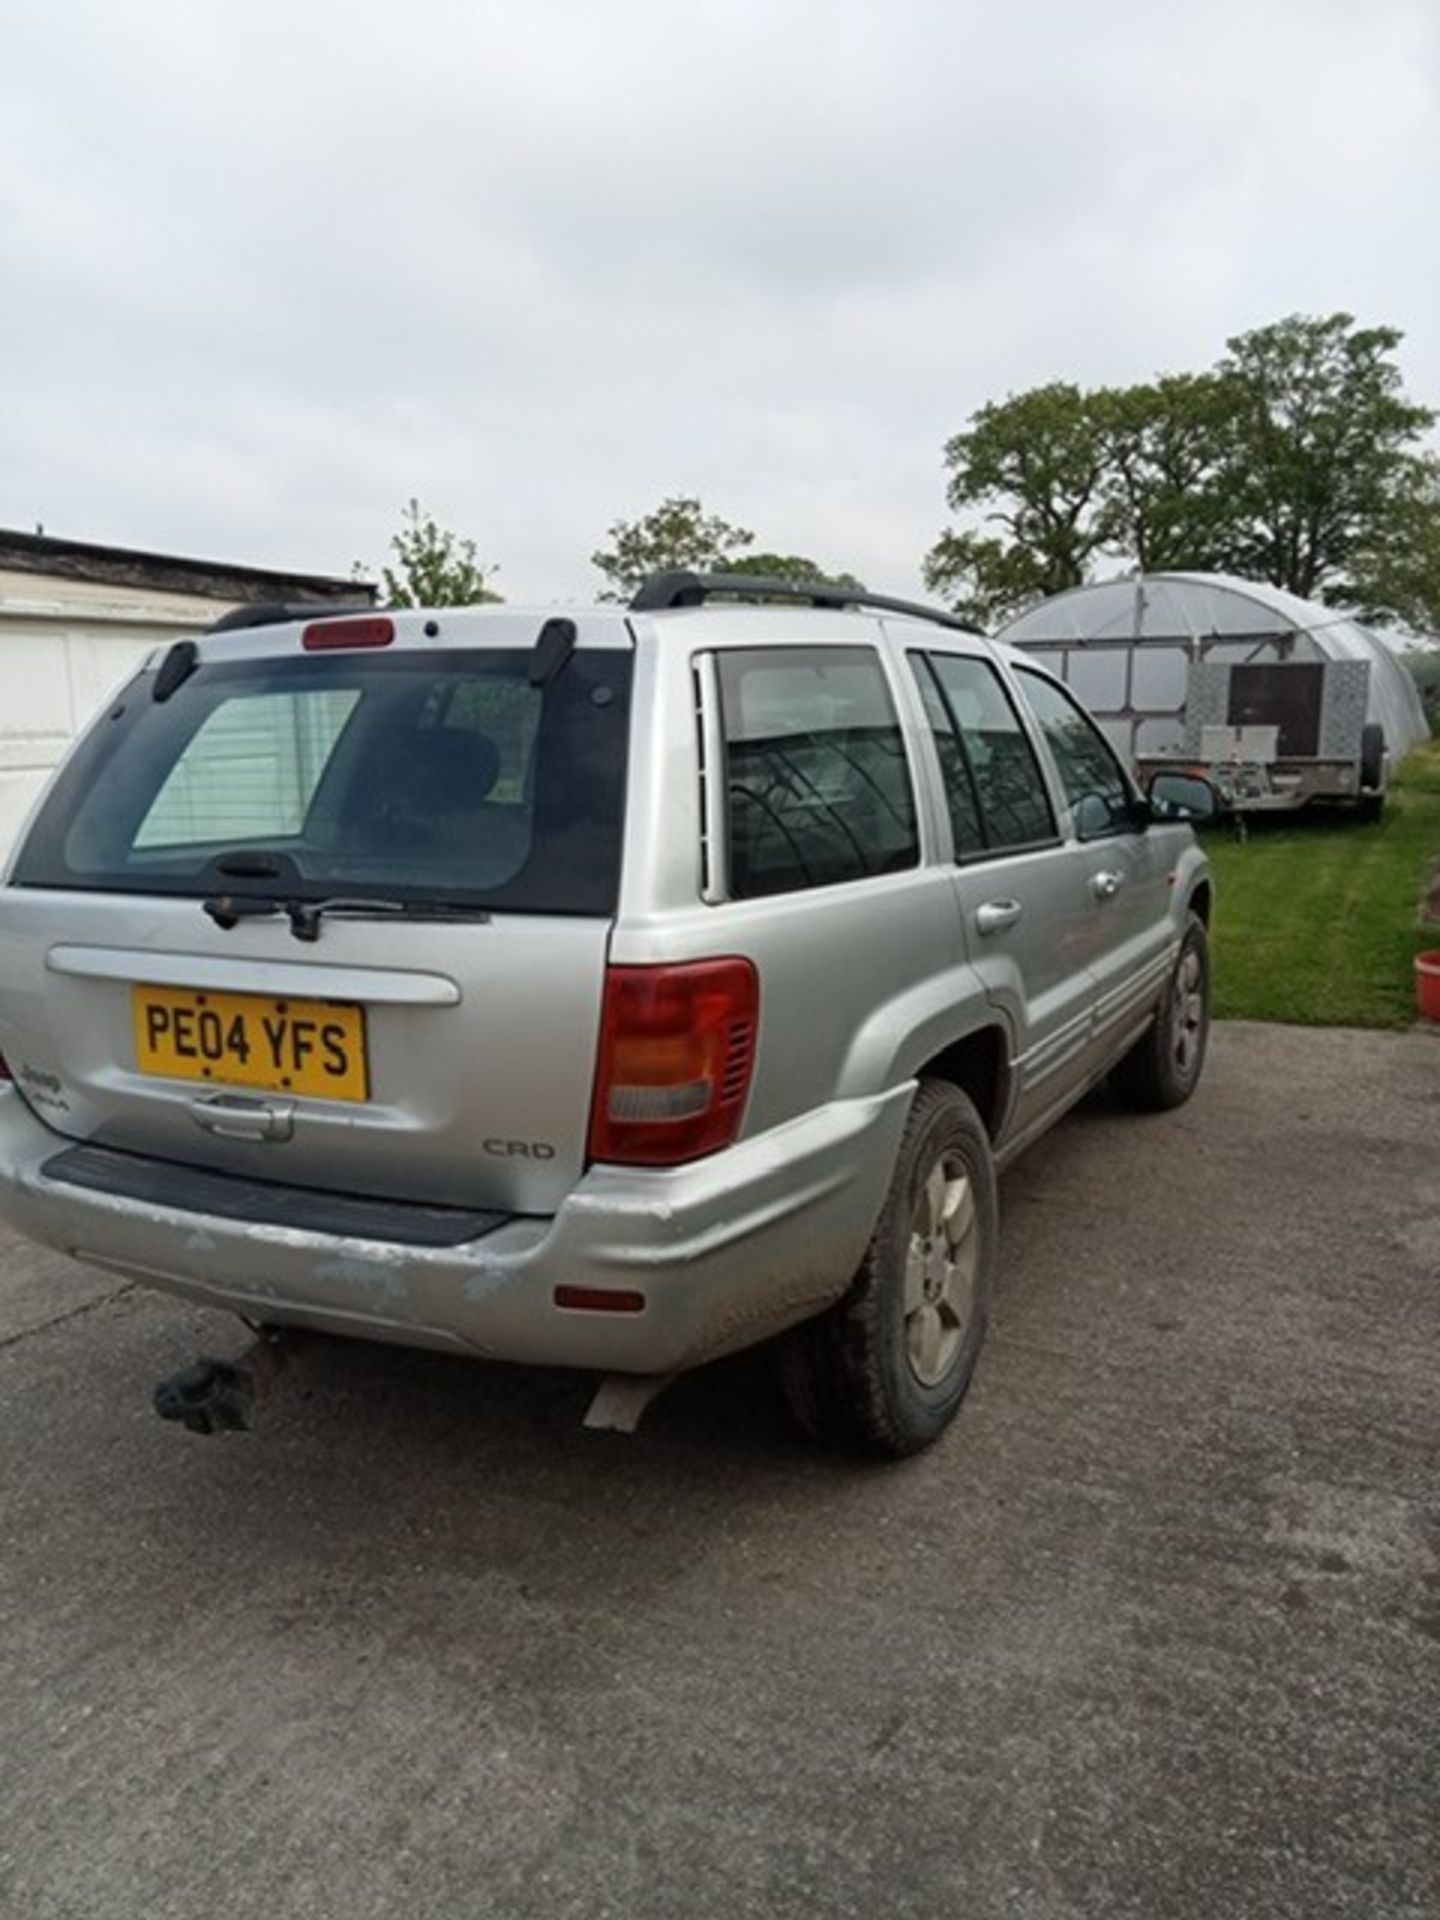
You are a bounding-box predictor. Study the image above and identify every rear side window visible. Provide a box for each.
[916,653,1056,853]
[718,647,918,899]
[911,662,986,857]
[14,648,631,916]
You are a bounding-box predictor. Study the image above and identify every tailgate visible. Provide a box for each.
[0,616,632,1214]
[0,895,608,1212]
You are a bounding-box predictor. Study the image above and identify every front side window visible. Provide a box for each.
[922,652,1057,853]
[1018,668,1135,840]
[718,647,918,899]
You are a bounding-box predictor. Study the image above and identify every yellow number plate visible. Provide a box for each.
[132,986,369,1102]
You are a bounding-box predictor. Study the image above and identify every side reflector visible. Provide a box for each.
[554,1285,646,1314]
[302,616,395,652]
[589,957,759,1166]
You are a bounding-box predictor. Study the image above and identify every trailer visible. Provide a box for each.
[998,572,1428,819]
[1143,654,1387,817]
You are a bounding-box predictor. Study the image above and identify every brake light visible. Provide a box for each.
[302,616,395,652]
[589,959,759,1166]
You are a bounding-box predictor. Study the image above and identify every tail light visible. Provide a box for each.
[589,959,759,1166]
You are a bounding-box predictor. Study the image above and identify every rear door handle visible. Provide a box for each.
[1091,870,1125,900]
[190,1093,294,1142]
[975,899,1023,935]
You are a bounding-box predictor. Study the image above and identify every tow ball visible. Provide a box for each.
[152,1328,297,1435]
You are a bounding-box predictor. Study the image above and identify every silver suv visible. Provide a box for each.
[0,573,1214,1454]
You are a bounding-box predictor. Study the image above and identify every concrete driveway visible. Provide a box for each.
[1,1023,1436,1920]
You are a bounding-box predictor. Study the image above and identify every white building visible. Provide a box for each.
[0,529,369,856]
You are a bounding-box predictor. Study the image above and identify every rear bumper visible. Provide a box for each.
[0,1084,912,1374]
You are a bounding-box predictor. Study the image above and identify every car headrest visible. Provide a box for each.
[378,728,502,815]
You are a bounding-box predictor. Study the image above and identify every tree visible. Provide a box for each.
[1092,373,1244,574]
[923,313,1439,630]
[591,496,753,602]
[726,551,864,590]
[921,531,1059,630]
[1329,459,1440,634]
[1215,313,1435,601]
[1403,646,1440,732]
[377,498,502,608]
[923,383,1112,626]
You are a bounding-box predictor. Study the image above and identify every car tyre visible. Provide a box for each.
[780,1079,998,1458]
[1109,911,1210,1112]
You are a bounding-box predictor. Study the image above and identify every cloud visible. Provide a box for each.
[1,0,1437,600]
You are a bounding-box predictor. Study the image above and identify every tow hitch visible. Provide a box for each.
[153,1328,297,1435]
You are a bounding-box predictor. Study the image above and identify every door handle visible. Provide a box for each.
[1091,870,1125,900]
[975,899,1023,934]
[190,1093,295,1142]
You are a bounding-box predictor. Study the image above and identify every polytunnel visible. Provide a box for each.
[997,572,1429,766]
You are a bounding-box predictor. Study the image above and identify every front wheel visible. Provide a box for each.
[1109,912,1210,1111]
[779,1080,998,1457]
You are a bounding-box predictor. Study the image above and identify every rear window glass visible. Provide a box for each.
[718,646,918,899]
[135,689,363,847]
[13,648,631,916]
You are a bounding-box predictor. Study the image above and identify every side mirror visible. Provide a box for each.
[1147,771,1218,822]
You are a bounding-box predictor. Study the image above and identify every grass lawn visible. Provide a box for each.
[1206,738,1440,1028]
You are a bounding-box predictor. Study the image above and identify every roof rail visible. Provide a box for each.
[206,602,375,635]
[627,569,978,635]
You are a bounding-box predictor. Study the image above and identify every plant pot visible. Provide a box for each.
[1417,951,1440,1023]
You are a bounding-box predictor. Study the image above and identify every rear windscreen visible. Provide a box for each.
[12,647,632,915]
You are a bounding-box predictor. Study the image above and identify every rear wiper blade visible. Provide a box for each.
[202,894,491,943]
[202,894,286,931]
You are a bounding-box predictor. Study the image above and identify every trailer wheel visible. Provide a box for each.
[1359,722,1386,794]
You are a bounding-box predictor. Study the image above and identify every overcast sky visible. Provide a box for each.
[2,0,1438,602]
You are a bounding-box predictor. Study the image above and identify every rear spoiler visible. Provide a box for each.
[207,602,377,635]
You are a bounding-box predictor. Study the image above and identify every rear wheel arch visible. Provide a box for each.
[780,1077,1000,1455]
[915,1023,1012,1141]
